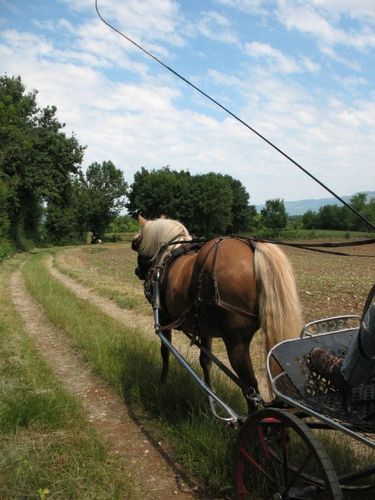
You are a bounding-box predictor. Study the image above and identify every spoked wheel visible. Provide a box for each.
[234,409,342,499]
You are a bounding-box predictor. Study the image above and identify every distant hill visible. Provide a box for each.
[256,191,375,216]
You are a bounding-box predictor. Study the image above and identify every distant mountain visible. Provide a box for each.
[256,191,375,216]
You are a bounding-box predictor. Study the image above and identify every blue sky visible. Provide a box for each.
[1,0,375,204]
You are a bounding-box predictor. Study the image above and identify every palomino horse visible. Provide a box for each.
[132,215,303,410]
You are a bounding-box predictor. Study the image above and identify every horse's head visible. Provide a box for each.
[131,215,152,280]
[131,214,191,280]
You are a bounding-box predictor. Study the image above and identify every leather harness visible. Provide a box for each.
[143,236,259,334]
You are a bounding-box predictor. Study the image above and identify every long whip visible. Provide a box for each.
[95,0,375,231]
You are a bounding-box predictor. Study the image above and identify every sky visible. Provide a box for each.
[1,0,375,205]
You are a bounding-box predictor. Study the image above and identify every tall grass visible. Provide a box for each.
[0,256,142,499]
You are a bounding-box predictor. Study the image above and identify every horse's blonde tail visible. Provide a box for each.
[254,242,303,353]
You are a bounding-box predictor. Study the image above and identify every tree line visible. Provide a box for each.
[0,75,128,256]
[302,193,375,232]
[1,75,373,259]
[0,74,279,257]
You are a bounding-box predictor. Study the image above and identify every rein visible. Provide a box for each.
[244,236,375,258]
[144,234,374,332]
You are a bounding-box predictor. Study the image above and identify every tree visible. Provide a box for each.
[302,209,316,229]
[317,204,346,230]
[188,173,233,235]
[0,75,85,247]
[126,166,191,220]
[347,192,370,231]
[127,167,255,236]
[261,199,287,229]
[80,161,128,239]
[109,215,139,233]
[224,175,256,233]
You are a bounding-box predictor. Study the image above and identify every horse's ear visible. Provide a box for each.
[138,214,147,226]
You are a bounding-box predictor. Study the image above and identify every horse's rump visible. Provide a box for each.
[164,237,259,335]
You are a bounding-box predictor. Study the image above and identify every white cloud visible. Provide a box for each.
[63,0,186,48]
[312,0,375,23]
[194,10,240,45]
[276,0,375,53]
[244,41,299,73]
[244,42,320,74]
[1,1,374,205]
[216,0,269,16]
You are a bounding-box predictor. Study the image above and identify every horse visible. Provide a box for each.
[131,215,303,411]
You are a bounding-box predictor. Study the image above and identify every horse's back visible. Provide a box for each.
[192,237,258,318]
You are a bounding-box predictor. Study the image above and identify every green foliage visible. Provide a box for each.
[261,198,287,229]
[81,161,128,239]
[301,193,375,231]
[224,175,257,233]
[109,215,139,233]
[126,167,256,236]
[126,166,191,219]
[0,75,85,247]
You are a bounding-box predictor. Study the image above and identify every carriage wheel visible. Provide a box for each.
[234,408,342,499]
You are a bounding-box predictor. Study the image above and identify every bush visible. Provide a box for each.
[0,239,14,261]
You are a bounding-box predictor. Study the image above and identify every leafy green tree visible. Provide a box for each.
[223,175,256,233]
[0,177,9,239]
[347,192,370,231]
[261,198,287,229]
[109,215,139,233]
[80,161,128,240]
[302,210,316,229]
[317,204,347,230]
[0,75,84,248]
[127,167,255,235]
[0,176,12,258]
[188,173,233,235]
[126,166,191,220]
[365,198,375,229]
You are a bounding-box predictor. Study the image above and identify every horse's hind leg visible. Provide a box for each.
[199,337,213,388]
[223,336,259,413]
[160,329,172,382]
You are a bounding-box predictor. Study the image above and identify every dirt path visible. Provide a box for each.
[48,253,269,399]
[47,255,197,358]
[11,269,197,499]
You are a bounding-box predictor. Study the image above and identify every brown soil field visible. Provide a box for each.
[56,239,375,323]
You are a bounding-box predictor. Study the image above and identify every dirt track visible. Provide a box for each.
[11,262,198,499]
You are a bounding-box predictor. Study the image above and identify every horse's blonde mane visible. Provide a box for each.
[138,218,191,261]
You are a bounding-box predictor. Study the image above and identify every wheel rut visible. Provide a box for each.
[10,268,197,499]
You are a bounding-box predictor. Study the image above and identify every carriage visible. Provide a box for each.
[159,297,375,499]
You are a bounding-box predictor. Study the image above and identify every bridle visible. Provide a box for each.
[131,233,154,280]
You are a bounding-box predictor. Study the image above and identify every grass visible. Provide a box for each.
[22,252,248,495]
[246,227,375,240]
[4,238,375,497]
[54,245,149,314]
[0,255,142,499]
